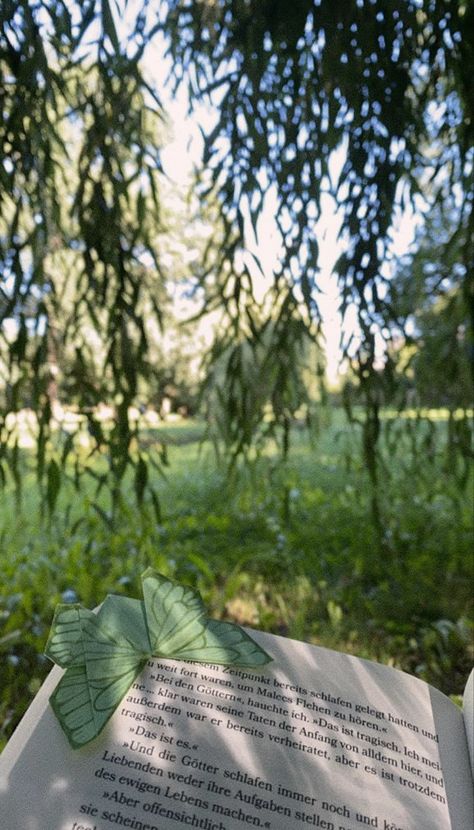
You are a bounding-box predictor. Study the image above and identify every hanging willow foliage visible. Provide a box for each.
[161,0,473,490]
[0,1,167,516]
[0,1,472,520]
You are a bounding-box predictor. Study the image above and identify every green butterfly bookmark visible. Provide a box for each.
[45,568,272,749]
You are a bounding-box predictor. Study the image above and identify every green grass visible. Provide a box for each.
[0,410,472,750]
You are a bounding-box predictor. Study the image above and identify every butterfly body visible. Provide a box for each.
[45,569,271,748]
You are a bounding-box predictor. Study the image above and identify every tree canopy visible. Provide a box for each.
[0,0,472,514]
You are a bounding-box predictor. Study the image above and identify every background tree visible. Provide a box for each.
[388,206,471,408]
[162,0,473,461]
[1,0,472,519]
[0,1,192,514]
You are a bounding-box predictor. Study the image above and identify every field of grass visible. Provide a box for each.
[0,410,472,750]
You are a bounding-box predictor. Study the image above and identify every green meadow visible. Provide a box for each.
[0,411,472,750]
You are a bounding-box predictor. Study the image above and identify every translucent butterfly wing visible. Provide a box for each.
[50,659,143,749]
[142,569,207,656]
[170,619,272,666]
[48,604,148,748]
[44,604,97,667]
[142,570,271,667]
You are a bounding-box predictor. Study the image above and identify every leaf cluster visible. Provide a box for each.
[162,0,473,472]
[0,1,170,514]
[163,0,471,327]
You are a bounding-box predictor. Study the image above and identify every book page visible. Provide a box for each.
[1,630,473,830]
[462,670,473,777]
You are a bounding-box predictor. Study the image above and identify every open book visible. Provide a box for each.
[1,628,472,830]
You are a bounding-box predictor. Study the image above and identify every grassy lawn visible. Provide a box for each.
[0,410,472,750]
